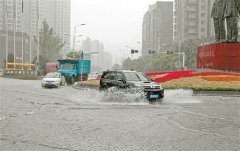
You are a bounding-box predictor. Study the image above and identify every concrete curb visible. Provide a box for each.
[193,90,240,97]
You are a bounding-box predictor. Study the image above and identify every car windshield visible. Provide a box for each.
[45,73,60,78]
[124,72,150,81]
[60,64,75,70]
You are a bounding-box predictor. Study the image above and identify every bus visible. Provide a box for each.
[5,63,36,71]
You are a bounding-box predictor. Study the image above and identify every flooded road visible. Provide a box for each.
[1,78,239,151]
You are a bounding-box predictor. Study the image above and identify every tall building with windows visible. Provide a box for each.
[0,0,71,68]
[39,0,71,54]
[174,0,240,43]
[142,1,173,57]
[173,0,214,42]
[81,37,112,72]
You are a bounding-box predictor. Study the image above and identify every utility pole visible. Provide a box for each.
[37,0,39,68]
[5,2,8,65]
[73,24,85,52]
[29,0,31,64]
[13,0,16,69]
[62,0,64,56]
[21,0,24,69]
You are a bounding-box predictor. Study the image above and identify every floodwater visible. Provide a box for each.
[1,78,239,151]
[68,87,201,105]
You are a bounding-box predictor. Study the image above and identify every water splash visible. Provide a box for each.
[68,88,200,105]
[164,89,201,104]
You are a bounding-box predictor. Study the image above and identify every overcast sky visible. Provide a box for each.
[71,0,173,64]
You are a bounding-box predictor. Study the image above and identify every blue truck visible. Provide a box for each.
[57,58,91,84]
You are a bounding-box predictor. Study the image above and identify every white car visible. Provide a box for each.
[41,72,65,88]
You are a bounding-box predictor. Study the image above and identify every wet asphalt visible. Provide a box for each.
[0,78,240,151]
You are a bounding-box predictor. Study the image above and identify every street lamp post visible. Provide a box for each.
[73,24,85,51]
[64,34,82,57]
[170,28,182,70]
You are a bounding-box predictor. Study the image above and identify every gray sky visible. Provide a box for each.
[71,0,173,64]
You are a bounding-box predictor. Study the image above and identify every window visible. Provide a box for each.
[188,28,197,34]
[188,0,198,4]
[188,21,197,26]
[104,72,115,80]
[116,73,124,80]
[188,14,197,19]
[201,13,206,17]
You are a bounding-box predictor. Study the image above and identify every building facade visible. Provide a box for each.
[173,0,240,43]
[0,0,70,68]
[81,37,112,72]
[142,1,173,57]
[173,0,213,43]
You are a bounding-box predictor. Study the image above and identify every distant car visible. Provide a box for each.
[87,73,98,80]
[41,72,65,88]
[99,70,164,101]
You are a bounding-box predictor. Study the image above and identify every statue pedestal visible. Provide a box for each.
[197,43,240,72]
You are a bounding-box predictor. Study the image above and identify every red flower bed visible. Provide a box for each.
[145,70,240,83]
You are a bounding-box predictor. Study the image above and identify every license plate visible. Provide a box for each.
[149,94,159,99]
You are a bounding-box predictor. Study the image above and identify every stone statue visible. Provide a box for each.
[211,0,226,42]
[224,0,239,43]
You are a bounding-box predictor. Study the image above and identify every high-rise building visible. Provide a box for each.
[173,0,214,43]
[142,1,173,57]
[0,0,71,68]
[39,0,71,55]
[81,37,112,72]
[174,0,240,43]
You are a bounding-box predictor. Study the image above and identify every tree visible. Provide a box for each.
[174,37,214,69]
[7,53,14,63]
[122,55,178,72]
[112,64,121,70]
[34,20,65,70]
[66,51,80,59]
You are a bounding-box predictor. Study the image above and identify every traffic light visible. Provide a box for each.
[131,49,135,54]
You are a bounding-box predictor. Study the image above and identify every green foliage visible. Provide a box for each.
[66,51,80,59]
[122,37,214,72]
[122,55,178,72]
[112,64,121,70]
[33,20,65,69]
[7,53,14,63]
[173,37,214,69]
